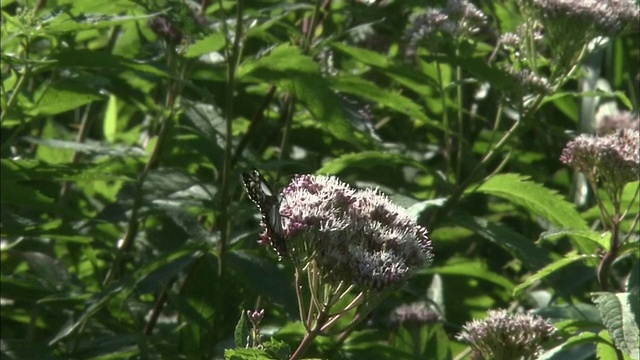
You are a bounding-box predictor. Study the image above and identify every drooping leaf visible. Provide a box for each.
[27,78,106,116]
[51,49,169,77]
[317,151,427,175]
[234,310,249,349]
[185,33,226,58]
[455,215,552,270]
[476,173,589,231]
[513,253,595,296]
[239,44,369,146]
[331,42,438,96]
[425,259,515,293]
[331,76,438,128]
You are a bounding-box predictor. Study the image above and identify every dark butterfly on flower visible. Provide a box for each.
[242,169,288,259]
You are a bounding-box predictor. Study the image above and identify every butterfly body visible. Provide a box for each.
[242,169,288,259]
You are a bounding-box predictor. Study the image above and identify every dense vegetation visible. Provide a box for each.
[1,1,638,359]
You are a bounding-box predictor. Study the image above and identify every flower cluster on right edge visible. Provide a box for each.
[279,174,434,292]
[560,127,639,200]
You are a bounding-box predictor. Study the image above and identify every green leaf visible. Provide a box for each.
[513,253,595,296]
[426,259,515,292]
[225,347,277,360]
[476,173,589,231]
[592,292,639,359]
[51,50,169,77]
[331,42,438,96]
[185,33,226,58]
[43,10,154,33]
[330,76,438,128]
[21,137,148,157]
[0,340,59,360]
[28,78,106,116]
[239,44,368,146]
[535,303,602,323]
[455,215,552,270]
[1,159,134,182]
[317,151,426,175]
[596,330,630,360]
[104,95,118,143]
[0,179,78,216]
[540,229,607,257]
[234,310,249,349]
[541,90,633,111]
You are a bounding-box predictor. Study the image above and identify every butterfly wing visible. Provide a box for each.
[242,169,288,258]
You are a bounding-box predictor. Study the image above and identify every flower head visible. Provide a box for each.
[456,309,556,360]
[280,174,433,291]
[389,301,440,327]
[406,0,488,43]
[560,129,640,190]
[596,111,640,136]
[518,0,639,65]
[521,0,639,36]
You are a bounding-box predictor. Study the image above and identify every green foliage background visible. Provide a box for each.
[1,0,638,359]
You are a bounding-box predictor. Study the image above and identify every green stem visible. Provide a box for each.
[455,42,463,184]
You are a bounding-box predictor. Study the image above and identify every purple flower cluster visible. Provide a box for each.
[518,0,639,65]
[389,301,440,327]
[406,0,488,43]
[456,309,556,360]
[596,111,640,136]
[560,128,640,190]
[522,0,639,36]
[280,174,433,291]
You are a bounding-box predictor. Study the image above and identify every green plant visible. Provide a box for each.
[1,0,638,359]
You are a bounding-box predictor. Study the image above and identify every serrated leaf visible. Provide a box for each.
[239,44,368,146]
[330,76,438,128]
[1,159,135,182]
[0,340,59,360]
[0,180,80,216]
[185,33,226,58]
[513,253,595,296]
[540,229,608,255]
[51,50,169,77]
[234,310,249,349]
[331,42,438,96]
[21,137,147,157]
[28,78,106,116]
[534,303,601,323]
[596,330,629,360]
[225,347,277,360]
[425,259,514,292]
[228,251,297,311]
[317,151,426,175]
[43,11,154,33]
[17,252,72,290]
[592,292,639,359]
[456,215,552,270]
[541,90,633,111]
[537,332,601,359]
[476,173,589,231]
[104,95,118,143]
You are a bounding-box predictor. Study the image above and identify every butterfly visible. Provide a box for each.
[242,169,288,259]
